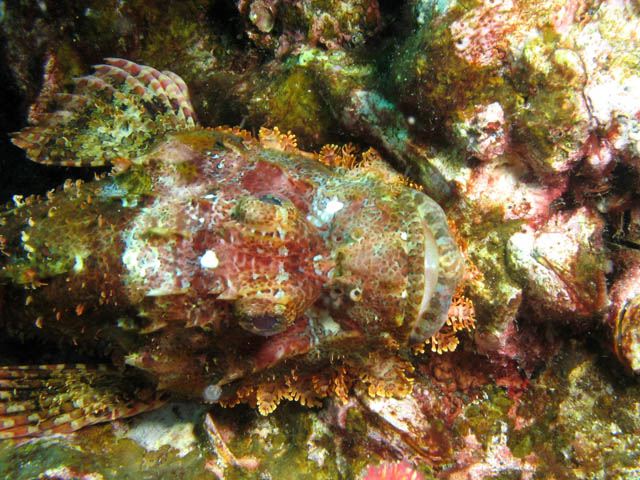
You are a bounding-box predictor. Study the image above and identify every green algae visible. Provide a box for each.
[70,1,225,72]
[0,423,217,480]
[248,63,334,150]
[510,34,588,175]
[456,341,640,479]
[296,47,375,107]
[243,46,377,149]
[508,388,572,461]
[455,208,525,336]
[346,406,368,436]
[114,166,154,197]
[391,0,503,138]
[175,161,201,184]
[208,404,347,480]
[459,384,513,445]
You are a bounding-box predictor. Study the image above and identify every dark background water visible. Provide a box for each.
[0,39,95,205]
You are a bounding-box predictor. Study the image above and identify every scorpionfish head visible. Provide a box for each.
[325,184,463,346]
[213,192,330,336]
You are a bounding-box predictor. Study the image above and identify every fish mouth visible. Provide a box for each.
[415,216,440,333]
[408,191,464,345]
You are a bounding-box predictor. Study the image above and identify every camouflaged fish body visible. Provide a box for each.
[0,59,463,439]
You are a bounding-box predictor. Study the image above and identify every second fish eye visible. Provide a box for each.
[258,194,283,206]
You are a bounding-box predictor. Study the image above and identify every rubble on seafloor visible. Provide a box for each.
[2,341,640,479]
[1,0,640,478]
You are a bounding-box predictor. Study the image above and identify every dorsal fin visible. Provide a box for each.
[11,58,199,168]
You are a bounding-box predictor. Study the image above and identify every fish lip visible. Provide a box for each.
[415,214,440,334]
[408,191,464,345]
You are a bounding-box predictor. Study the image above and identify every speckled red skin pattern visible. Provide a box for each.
[0,127,458,405]
[0,59,463,435]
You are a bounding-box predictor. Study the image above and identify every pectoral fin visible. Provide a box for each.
[0,363,164,439]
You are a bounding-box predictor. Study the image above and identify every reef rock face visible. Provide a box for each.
[390,0,640,363]
[393,0,640,179]
[506,206,609,320]
[2,0,640,478]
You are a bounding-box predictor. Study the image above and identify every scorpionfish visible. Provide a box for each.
[0,59,463,439]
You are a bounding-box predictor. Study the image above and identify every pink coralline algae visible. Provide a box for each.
[448,433,537,480]
[506,206,609,320]
[449,0,535,68]
[361,462,424,480]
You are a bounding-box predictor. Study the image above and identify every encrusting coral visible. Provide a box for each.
[2,0,640,478]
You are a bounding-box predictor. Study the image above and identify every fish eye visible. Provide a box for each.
[258,194,283,206]
[349,287,363,302]
[238,313,286,336]
[230,194,291,225]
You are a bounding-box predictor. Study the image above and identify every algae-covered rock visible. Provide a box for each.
[392,0,640,180]
[506,206,609,320]
[3,0,640,477]
[239,0,383,52]
[4,340,640,479]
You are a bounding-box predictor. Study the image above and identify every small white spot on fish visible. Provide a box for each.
[73,253,85,273]
[203,384,222,402]
[325,198,344,215]
[200,250,219,269]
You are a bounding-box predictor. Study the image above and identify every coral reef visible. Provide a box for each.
[1,0,640,477]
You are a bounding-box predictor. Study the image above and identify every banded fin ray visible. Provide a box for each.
[104,58,198,126]
[11,58,199,168]
[0,364,165,439]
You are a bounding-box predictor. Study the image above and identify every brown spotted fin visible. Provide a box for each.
[11,58,199,168]
[0,364,165,439]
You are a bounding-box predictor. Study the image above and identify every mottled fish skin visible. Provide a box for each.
[0,59,463,438]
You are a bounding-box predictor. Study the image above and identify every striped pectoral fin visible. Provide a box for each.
[0,364,164,439]
[11,58,199,168]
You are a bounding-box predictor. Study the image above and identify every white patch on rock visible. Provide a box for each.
[123,403,204,457]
